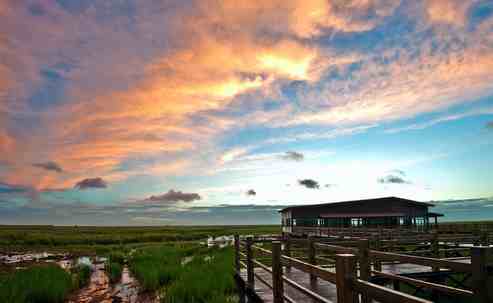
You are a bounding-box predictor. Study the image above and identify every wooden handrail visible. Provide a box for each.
[282,275,332,303]
[371,270,474,297]
[315,242,358,254]
[369,249,472,272]
[252,258,272,273]
[281,254,337,283]
[353,279,432,303]
[251,245,273,255]
[254,272,273,290]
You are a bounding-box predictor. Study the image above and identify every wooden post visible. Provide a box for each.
[272,241,284,303]
[308,236,317,283]
[335,254,357,303]
[474,230,481,246]
[246,237,254,290]
[284,234,291,273]
[392,280,400,291]
[234,234,241,274]
[358,239,370,303]
[373,234,382,271]
[431,232,440,272]
[471,246,491,303]
[481,230,489,246]
[235,235,246,303]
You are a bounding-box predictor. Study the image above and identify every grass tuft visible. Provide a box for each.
[0,265,73,303]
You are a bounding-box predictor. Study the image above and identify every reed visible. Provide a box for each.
[0,265,73,303]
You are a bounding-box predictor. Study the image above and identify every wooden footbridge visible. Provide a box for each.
[233,230,493,303]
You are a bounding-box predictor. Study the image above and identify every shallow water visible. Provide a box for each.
[0,251,66,264]
[67,258,159,303]
[1,253,158,303]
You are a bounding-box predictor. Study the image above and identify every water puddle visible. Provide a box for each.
[207,235,234,248]
[67,258,159,303]
[0,252,67,264]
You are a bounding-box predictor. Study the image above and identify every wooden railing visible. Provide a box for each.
[234,234,493,303]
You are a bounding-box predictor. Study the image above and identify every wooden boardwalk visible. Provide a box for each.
[234,233,492,303]
[240,260,474,302]
[241,267,337,303]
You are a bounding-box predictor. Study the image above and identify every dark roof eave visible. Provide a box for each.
[279,196,435,213]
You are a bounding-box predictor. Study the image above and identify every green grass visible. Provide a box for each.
[128,244,237,302]
[129,245,188,291]
[106,262,123,283]
[0,225,279,252]
[0,265,74,303]
[71,264,91,289]
[164,247,236,303]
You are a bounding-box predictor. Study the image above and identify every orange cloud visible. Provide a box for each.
[1,0,492,194]
[426,0,473,27]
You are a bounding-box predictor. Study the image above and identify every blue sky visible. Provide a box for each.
[1,0,493,225]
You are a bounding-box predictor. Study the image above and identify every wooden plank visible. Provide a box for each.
[371,270,474,297]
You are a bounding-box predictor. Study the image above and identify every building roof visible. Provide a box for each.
[279,197,435,213]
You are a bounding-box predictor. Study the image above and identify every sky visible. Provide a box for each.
[1,0,493,225]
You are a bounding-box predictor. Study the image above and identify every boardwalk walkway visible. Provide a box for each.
[240,259,472,303]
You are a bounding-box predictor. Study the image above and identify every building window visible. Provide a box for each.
[351,218,362,227]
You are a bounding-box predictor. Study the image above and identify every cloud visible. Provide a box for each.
[377,174,410,184]
[33,161,63,173]
[385,106,493,134]
[74,178,108,190]
[298,179,320,189]
[425,0,473,27]
[1,0,493,196]
[146,190,201,203]
[281,151,304,162]
[246,189,257,196]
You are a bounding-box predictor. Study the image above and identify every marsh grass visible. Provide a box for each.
[129,244,236,302]
[164,247,236,303]
[0,264,73,303]
[129,245,187,291]
[72,264,91,289]
[0,225,279,250]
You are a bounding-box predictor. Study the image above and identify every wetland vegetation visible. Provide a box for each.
[0,225,277,302]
